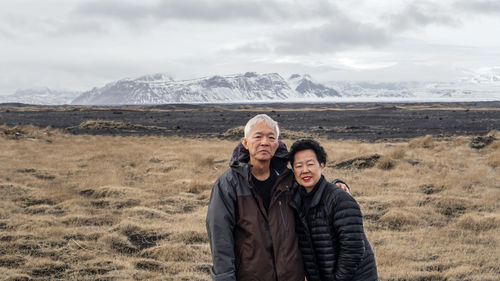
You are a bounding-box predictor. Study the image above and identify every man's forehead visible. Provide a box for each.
[252,130,277,135]
[249,122,277,135]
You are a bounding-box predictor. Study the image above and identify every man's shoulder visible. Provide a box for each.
[213,166,250,194]
[216,168,239,184]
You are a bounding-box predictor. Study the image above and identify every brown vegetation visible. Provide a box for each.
[0,126,499,280]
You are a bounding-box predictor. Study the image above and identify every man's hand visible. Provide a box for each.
[335,182,351,195]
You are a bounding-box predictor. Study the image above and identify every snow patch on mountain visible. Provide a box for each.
[288,74,340,98]
[325,79,500,102]
[459,67,500,83]
[0,87,80,105]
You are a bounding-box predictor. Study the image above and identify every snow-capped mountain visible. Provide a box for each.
[327,81,418,99]
[72,72,332,105]
[0,87,80,105]
[288,74,340,98]
[326,79,500,102]
[3,68,499,105]
[459,67,500,83]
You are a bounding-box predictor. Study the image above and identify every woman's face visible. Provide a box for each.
[292,149,325,191]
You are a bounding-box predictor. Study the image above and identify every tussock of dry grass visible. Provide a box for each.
[70,120,168,132]
[219,126,244,139]
[378,208,421,230]
[0,124,61,141]
[0,125,499,280]
[487,151,500,168]
[376,156,395,170]
[387,146,406,159]
[455,214,500,232]
[408,134,435,148]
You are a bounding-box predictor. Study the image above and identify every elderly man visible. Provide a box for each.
[206,114,349,281]
[206,114,303,281]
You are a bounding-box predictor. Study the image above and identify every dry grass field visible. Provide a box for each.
[0,125,499,280]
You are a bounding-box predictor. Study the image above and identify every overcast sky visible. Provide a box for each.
[1,0,499,94]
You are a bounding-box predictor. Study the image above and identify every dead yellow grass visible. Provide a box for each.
[0,126,499,280]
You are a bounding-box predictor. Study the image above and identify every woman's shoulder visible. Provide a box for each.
[322,180,358,205]
[323,180,348,196]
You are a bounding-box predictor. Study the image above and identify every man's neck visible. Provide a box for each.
[249,159,271,181]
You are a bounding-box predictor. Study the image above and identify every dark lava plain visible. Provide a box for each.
[0,102,499,141]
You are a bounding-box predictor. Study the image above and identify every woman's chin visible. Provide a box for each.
[298,181,316,190]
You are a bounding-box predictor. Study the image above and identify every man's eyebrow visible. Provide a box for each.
[252,131,276,136]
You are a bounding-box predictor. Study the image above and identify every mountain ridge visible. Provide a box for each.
[1,68,499,105]
[71,72,341,105]
[0,87,79,105]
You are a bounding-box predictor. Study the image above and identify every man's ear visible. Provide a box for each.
[320,163,325,169]
[241,137,249,149]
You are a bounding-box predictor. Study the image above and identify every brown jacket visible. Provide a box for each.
[206,141,304,281]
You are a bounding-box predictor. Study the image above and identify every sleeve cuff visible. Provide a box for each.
[211,267,236,281]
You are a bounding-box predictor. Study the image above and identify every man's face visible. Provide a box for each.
[242,122,279,163]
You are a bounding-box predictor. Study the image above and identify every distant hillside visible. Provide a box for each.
[71,72,340,105]
[2,68,499,105]
[0,87,80,105]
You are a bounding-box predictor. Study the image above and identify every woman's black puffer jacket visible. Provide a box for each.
[289,177,378,281]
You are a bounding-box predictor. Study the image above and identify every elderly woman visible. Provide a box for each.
[288,139,378,281]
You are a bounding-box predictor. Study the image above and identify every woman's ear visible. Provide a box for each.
[320,162,325,169]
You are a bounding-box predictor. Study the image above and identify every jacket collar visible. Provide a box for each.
[290,175,328,213]
[308,176,327,209]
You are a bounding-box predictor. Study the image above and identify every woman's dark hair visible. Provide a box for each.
[289,139,327,167]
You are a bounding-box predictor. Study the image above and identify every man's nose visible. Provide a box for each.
[260,136,270,145]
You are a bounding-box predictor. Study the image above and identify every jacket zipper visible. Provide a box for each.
[278,201,288,230]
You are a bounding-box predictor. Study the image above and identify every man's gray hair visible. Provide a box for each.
[244,114,280,139]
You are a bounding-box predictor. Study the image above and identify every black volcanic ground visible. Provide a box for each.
[0,102,499,141]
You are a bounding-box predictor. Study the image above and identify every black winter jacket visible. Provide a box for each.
[289,176,378,281]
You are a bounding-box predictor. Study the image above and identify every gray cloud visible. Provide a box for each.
[0,26,16,39]
[0,9,109,39]
[387,1,461,31]
[47,19,110,37]
[75,1,152,21]
[225,41,273,54]
[74,0,341,22]
[454,0,500,14]
[273,19,391,54]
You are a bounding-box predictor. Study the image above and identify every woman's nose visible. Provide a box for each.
[297,166,309,173]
